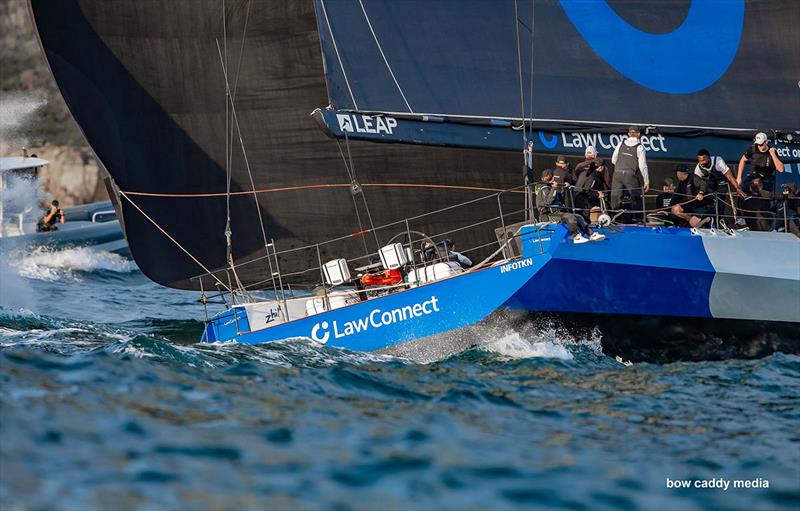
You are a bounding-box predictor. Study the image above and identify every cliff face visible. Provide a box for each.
[1,0,107,206]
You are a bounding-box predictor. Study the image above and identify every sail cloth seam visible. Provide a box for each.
[357,0,414,113]
[118,191,232,293]
[120,183,520,198]
[319,0,359,110]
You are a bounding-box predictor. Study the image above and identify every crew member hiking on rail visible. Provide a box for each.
[611,126,649,213]
[36,199,65,232]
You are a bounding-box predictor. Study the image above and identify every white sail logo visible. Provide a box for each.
[336,113,397,135]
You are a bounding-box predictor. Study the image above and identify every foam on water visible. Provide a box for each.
[479,331,574,360]
[12,246,135,282]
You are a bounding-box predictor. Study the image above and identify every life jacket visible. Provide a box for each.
[615,142,640,172]
[747,144,776,177]
[361,269,402,287]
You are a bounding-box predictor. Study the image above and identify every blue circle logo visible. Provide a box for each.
[560,0,745,94]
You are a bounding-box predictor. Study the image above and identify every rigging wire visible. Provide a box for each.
[513,0,526,147]
[335,138,371,258]
[357,0,414,113]
[122,182,516,198]
[343,130,381,252]
[214,1,281,305]
[319,0,359,110]
[118,191,232,293]
[217,1,249,302]
[528,0,535,143]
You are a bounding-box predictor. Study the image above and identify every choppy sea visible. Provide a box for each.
[1,247,798,510]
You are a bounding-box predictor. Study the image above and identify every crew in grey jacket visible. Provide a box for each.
[610,126,650,210]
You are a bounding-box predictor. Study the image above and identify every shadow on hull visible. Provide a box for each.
[513,312,800,364]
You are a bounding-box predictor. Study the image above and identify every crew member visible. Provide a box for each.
[671,165,710,228]
[695,149,743,196]
[610,126,649,211]
[573,146,599,180]
[537,169,605,243]
[655,178,676,210]
[740,177,776,232]
[574,158,610,222]
[37,199,65,232]
[445,240,473,268]
[737,132,784,193]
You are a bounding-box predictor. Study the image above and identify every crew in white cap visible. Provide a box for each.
[574,145,599,180]
[736,132,784,191]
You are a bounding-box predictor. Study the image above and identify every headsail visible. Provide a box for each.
[315,0,799,137]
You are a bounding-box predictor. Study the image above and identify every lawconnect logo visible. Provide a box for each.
[310,296,440,344]
[336,113,398,135]
[500,258,533,273]
[560,0,744,93]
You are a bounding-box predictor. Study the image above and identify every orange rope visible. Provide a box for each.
[121,182,517,198]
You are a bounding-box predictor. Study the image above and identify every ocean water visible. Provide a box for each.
[1,247,798,511]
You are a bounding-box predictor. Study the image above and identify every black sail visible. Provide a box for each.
[29,0,528,289]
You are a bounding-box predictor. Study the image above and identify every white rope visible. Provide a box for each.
[357,0,413,113]
[319,0,359,110]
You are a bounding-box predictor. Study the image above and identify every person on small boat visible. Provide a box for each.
[36,199,65,232]
[611,126,650,212]
[736,132,784,193]
[573,158,610,223]
[671,165,711,228]
[536,169,604,244]
[695,149,743,196]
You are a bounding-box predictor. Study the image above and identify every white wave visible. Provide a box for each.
[479,331,574,360]
[474,310,604,360]
[13,246,135,281]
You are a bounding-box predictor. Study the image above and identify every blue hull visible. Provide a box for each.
[511,225,799,323]
[202,253,548,352]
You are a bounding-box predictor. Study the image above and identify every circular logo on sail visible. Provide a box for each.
[559,0,744,94]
